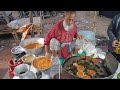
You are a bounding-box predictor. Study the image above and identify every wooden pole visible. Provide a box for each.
[93,11,97,32]
[39,11,44,37]
[29,11,34,37]
[39,11,44,27]
[29,11,33,23]
[39,11,42,27]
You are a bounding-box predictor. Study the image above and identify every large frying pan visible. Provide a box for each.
[62,52,119,79]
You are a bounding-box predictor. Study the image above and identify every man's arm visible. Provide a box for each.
[45,45,50,53]
[74,27,83,39]
[44,25,56,59]
[107,16,117,41]
[107,15,120,47]
[45,45,51,60]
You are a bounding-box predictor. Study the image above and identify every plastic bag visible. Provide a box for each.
[96,48,106,59]
[76,38,106,59]
[77,30,96,45]
[87,48,106,59]
[75,38,96,57]
[7,20,23,29]
[75,38,96,53]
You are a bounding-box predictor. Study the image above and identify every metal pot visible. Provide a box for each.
[14,64,36,79]
[32,56,53,71]
[11,46,27,61]
[19,38,44,55]
[62,52,119,79]
[21,54,36,65]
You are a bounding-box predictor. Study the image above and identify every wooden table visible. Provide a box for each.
[0,25,19,40]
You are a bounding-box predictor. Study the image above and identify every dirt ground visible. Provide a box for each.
[0,34,20,79]
[0,11,112,79]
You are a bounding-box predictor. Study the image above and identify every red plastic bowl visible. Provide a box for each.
[8,59,23,71]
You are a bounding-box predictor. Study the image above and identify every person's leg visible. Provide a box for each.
[51,50,57,57]
[50,38,60,57]
[50,38,61,65]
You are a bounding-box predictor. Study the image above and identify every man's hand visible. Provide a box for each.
[45,52,51,60]
[77,35,83,39]
[112,40,119,47]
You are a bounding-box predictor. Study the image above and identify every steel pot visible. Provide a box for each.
[21,54,36,65]
[14,64,36,79]
[19,38,44,55]
[11,46,26,61]
[32,56,53,71]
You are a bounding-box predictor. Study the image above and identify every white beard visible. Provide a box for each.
[63,20,73,31]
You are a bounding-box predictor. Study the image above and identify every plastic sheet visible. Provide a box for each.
[78,30,96,45]
[7,20,23,29]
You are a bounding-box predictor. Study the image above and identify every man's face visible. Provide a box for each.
[65,13,76,26]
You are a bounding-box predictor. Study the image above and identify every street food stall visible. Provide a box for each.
[9,44,119,79]
[8,11,120,79]
[8,34,120,79]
